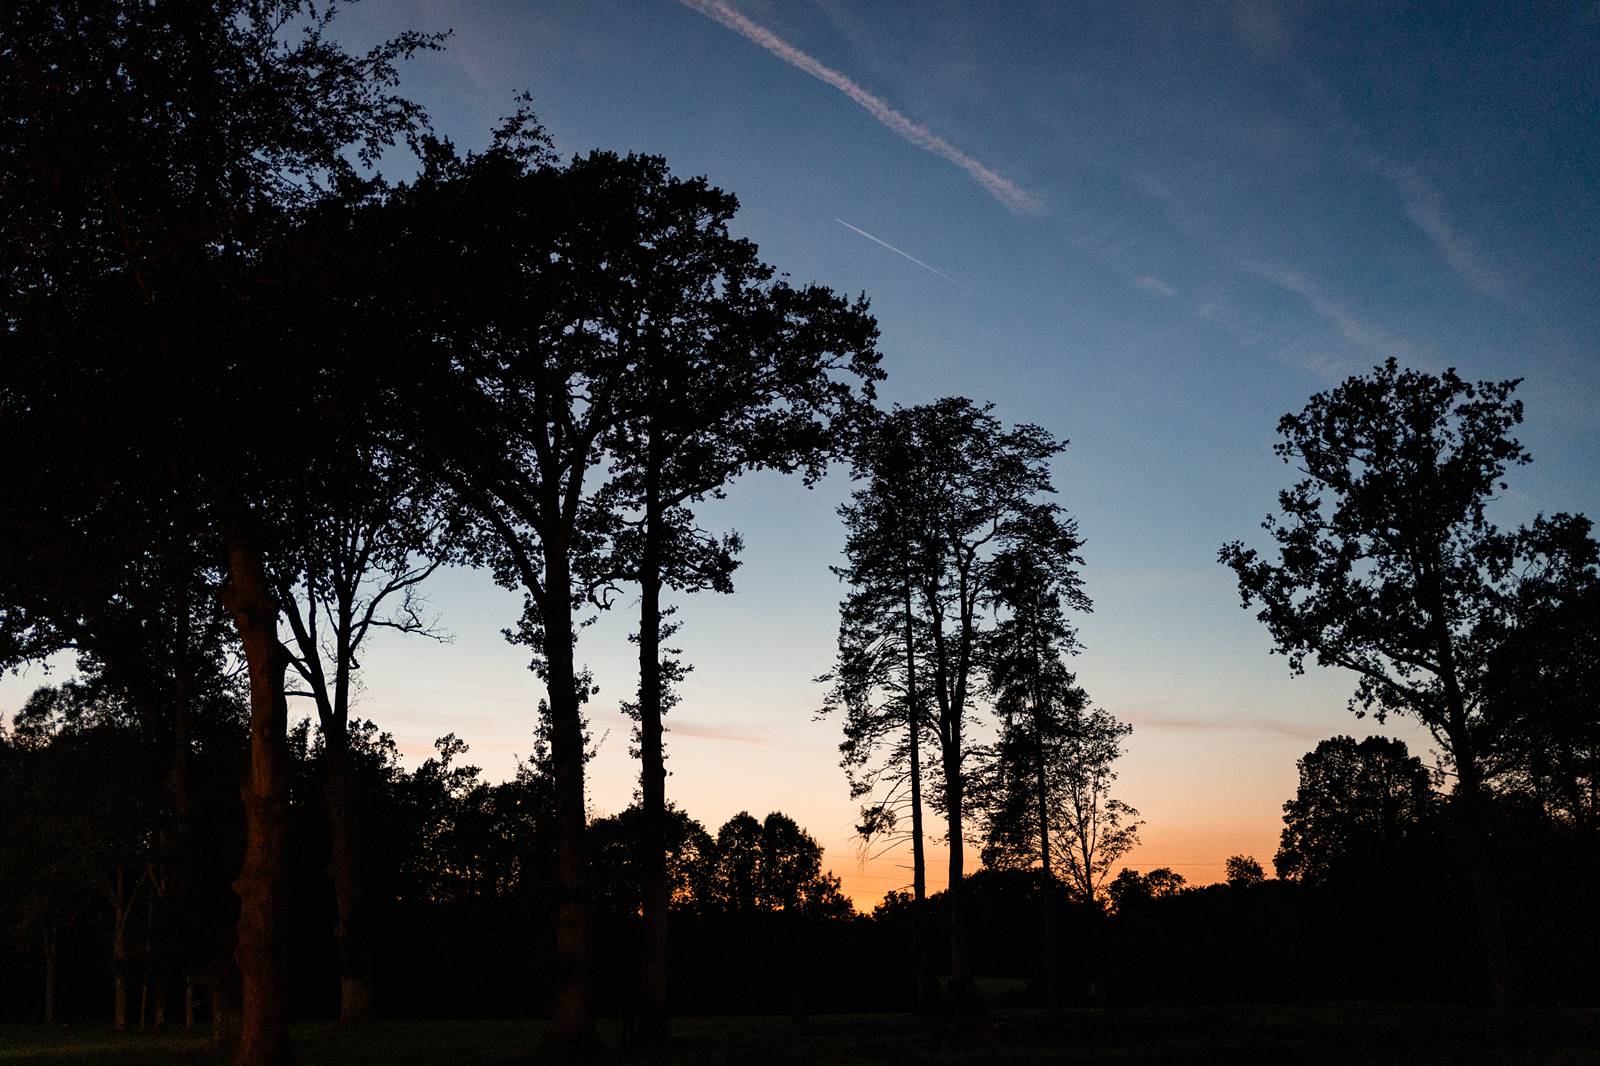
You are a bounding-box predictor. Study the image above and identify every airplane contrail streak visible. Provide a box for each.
[834,218,984,297]
[680,0,1042,214]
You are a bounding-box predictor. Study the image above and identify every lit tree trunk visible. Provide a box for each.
[223,539,293,1066]
[636,478,670,1041]
[543,548,596,1045]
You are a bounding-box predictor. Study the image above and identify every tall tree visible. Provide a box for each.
[1219,358,1538,1005]
[822,413,940,1005]
[589,153,881,1039]
[830,399,1076,1001]
[275,447,451,1023]
[371,127,660,1044]
[974,521,1090,1003]
[1048,705,1140,907]
[0,4,439,1061]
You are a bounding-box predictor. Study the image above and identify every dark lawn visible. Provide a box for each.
[2,1005,1595,1065]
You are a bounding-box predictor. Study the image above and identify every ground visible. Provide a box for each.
[1,1005,1596,1064]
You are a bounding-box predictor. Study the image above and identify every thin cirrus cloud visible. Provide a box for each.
[666,719,771,745]
[1364,156,1520,310]
[1133,711,1329,742]
[1243,261,1419,364]
[678,0,1042,214]
[1133,273,1177,298]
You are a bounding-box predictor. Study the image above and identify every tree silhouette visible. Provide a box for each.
[1107,866,1187,913]
[368,126,689,1045]
[274,448,452,1024]
[1224,855,1266,888]
[1274,735,1436,884]
[971,530,1094,1003]
[1220,359,1539,1004]
[829,398,1075,1002]
[705,811,852,916]
[821,412,940,1004]
[1478,514,1599,832]
[2,685,154,1027]
[0,3,439,1060]
[586,152,880,1039]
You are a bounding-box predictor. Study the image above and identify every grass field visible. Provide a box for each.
[2,1005,1596,1064]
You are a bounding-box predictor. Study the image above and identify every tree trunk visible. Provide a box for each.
[1036,728,1057,1007]
[542,551,597,1046]
[903,582,931,1011]
[43,928,57,1026]
[223,539,294,1066]
[944,748,973,1003]
[1427,600,1516,1008]
[112,869,130,1031]
[324,735,374,1024]
[1453,743,1516,1007]
[636,491,671,1042]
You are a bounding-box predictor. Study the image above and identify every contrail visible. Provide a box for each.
[679,0,1042,214]
[834,218,983,298]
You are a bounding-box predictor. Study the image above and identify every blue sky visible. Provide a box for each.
[6,0,1596,903]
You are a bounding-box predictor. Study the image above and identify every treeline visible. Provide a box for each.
[4,705,1595,1030]
[0,699,860,1024]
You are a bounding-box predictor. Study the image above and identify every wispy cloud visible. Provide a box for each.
[1364,156,1518,309]
[835,218,983,297]
[678,0,1042,214]
[667,719,770,744]
[1133,274,1177,298]
[1243,261,1418,363]
[1134,711,1328,742]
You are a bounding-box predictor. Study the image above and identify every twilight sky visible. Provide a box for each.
[7,1,1598,906]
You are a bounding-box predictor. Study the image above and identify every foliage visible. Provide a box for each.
[1224,855,1266,887]
[1274,735,1437,883]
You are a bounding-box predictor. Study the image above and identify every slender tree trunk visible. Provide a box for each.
[944,743,972,1000]
[151,607,193,1037]
[112,870,130,1031]
[223,539,294,1066]
[636,486,671,1042]
[1036,726,1058,1007]
[903,582,931,1011]
[324,735,374,1024]
[543,551,597,1046]
[43,928,57,1026]
[1452,739,1516,1007]
[1429,601,1516,1009]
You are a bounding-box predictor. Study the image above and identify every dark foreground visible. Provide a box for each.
[3,1006,1596,1065]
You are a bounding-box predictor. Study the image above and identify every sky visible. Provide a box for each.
[6,0,1598,908]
